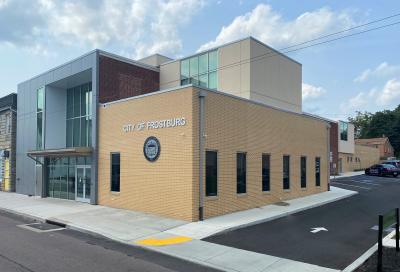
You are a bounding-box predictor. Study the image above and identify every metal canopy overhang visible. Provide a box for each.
[27,147,93,164]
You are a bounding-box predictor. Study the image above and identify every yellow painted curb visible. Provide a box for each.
[135,236,193,246]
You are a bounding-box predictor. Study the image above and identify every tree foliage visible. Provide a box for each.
[348,105,400,157]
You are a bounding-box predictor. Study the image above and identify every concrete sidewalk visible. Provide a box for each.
[0,187,356,272]
[330,171,364,180]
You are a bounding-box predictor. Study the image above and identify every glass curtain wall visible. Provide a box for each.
[181,50,218,89]
[66,82,92,148]
[47,156,91,200]
[36,87,45,150]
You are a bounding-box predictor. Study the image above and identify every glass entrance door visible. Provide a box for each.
[75,166,91,202]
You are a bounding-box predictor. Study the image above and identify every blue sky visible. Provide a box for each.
[0,0,399,120]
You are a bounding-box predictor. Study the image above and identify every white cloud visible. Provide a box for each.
[341,78,400,113]
[0,0,11,9]
[198,4,356,52]
[0,0,206,58]
[354,62,400,83]
[302,83,326,101]
[377,79,400,105]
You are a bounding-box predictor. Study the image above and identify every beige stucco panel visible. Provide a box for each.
[98,87,197,221]
[160,60,180,90]
[249,39,302,113]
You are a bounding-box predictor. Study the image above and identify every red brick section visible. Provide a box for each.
[329,121,339,175]
[99,55,159,103]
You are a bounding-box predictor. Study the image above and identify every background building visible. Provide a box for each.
[355,137,395,160]
[0,93,17,192]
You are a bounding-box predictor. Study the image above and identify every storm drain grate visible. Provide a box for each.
[17,222,65,233]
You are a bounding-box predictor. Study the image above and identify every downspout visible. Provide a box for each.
[198,90,207,221]
[327,123,331,191]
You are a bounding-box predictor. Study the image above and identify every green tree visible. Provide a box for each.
[348,105,400,157]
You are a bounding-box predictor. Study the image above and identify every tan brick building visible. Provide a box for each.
[98,86,329,221]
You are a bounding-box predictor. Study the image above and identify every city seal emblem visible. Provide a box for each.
[143,136,160,162]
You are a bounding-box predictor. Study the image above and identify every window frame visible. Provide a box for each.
[205,150,218,197]
[110,152,121,193]
[236,152,247,194]
[315,157,321,187]
[283,155,290,190]
[301,156,307,189]
[262,153,271,192]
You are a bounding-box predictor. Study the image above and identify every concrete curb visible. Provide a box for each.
[342,231,395,272]
[207,188,358,238]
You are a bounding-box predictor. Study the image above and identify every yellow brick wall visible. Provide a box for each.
[339,144,380,173]
[98,86,329,221]
[98,87,198,221]
[198,90,329,219]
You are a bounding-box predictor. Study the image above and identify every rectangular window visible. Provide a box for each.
[340,121,348,141]
[66,82,92,148]
[315,157,321,186]
[206,151,218,196]
[36,87,45,150]
[180,50,218,89]
[237,152,246,194]
[301,156,307,188]
[283,155,290,190]
[111,153,120,192]
[262,154,270,192]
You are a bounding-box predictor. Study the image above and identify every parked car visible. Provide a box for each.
[365,164,399,177]
[383,160,400,168]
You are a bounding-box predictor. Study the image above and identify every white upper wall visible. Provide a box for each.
[138,54,173,67]
[159,37,302,113]
[338,121,355,154]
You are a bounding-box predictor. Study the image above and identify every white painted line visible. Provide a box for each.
[351,180,380,186]
[330,182,371,190]
[310,227,328,233]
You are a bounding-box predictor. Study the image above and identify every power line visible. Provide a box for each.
[160,14,400,87]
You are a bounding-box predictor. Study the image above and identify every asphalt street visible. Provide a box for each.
[204,174,400,270]
[0,211,219,272]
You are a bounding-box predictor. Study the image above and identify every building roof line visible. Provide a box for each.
[160,36,301,67]
[101,84,329,124]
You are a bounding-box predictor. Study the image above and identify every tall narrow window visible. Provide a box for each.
[206,151,218,196]
[36,87,44,150]
[340,121,348,141]
[262,154,270,192]
[283,155,290,190]
[111,153,120,192]
[315,157,321,186]
[237,153,246,194]
[66,82,92,147]
[301,156,307,188]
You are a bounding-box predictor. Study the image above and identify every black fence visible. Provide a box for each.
[377,208,399,272]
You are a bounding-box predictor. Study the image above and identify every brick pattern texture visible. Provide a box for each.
[339,145,380,173]
[99,55,160,103]
[98,86,329,221]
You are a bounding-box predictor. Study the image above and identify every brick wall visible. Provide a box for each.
[99,55,160,103]
[339,144,380,173]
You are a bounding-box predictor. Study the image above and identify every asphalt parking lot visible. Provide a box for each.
[203,174,400,270]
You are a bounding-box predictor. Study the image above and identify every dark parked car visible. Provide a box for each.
[365,164,399,177]
[383,160,400,168]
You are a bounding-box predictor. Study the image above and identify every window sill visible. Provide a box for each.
[301,187,307,191]
[110,191,121,195]
[205,195,219,201]
[237,193,247,197]
[262,191,271,195]
[283,189,291,193]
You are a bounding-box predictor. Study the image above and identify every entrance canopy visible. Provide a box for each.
[27,147,93,163]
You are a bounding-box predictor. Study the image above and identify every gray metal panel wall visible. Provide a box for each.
[16,52,98,196]
[45,86,66,149]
